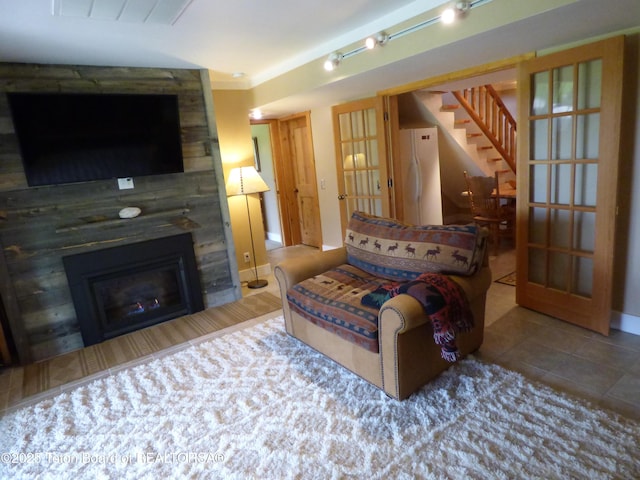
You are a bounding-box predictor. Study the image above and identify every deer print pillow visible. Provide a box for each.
[344,211,487,281]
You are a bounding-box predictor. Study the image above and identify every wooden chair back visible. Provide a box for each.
[464,171,501,219]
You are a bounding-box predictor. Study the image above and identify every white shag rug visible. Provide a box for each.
[2,316,639,479]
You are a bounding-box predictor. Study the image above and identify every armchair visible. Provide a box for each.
[274,212,492,400]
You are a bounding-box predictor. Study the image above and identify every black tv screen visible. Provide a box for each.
[7,92,184,187]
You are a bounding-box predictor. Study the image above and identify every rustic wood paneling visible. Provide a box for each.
[0,63,240,363]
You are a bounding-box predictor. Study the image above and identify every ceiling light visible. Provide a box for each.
[365,31,389,49]
[324,52,343,72]
[441,7,456,24]
[232,72,246,78]
[250,109,263,120]
[442,1,471,24]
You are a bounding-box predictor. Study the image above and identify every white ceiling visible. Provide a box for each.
[0,0,446,81]
[1,0,639,117]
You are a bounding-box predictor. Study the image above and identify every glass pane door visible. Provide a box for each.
[527,59,601,298]
[517,37,624,335]
[333,98,390,234]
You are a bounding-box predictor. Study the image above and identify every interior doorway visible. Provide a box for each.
[251,112,323,250]
[250,121,283,251]
[390,68,518,228]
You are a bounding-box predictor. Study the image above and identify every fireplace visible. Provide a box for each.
[63,233,204,346]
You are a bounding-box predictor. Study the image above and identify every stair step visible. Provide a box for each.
[478,145,493,150]
[454,119,471,125]
[441,104,460,111]
[467,133,483,138]
[488,157,503,163]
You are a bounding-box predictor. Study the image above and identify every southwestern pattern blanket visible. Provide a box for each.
[361,273,474,361]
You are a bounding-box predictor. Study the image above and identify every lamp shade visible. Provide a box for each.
[225,166,270,196]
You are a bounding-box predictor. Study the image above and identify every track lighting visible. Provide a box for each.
[321,0,490,73]
[365,31,389,49]
[324,52,343,71]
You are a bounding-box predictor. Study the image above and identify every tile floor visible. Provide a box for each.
[479,247,640,421]
[3,242,639,422]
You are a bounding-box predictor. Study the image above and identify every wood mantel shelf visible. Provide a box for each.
[55,208,191,233]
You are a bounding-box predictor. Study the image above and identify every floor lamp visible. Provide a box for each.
[226,166,270,289]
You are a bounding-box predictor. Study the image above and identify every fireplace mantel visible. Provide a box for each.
[0,63,241,364]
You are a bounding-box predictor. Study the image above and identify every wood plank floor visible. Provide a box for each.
[1,291,282,414]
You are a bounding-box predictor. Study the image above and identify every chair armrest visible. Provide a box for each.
[274,247,348,292]
[377,266,492,399]
[379,294,428,333]
[378,294,427,398]
[377,266,491,336]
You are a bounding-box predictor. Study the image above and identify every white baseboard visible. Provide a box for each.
[611,310,640,336]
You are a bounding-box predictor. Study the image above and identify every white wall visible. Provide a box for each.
[499,88,518,120]
[310,106,343,249]
[624,38,640,317]
[612,34,640,331]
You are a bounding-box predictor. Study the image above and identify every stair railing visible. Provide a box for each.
[452,85,516,173]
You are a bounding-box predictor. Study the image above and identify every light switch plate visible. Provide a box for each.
[118,177,134,190]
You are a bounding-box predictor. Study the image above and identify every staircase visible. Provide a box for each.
[412,87,517,187]
[452,85,516,175]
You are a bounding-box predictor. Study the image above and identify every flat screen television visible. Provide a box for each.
[7,92,184,187]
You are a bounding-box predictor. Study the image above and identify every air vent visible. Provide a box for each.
[51,0,193,25]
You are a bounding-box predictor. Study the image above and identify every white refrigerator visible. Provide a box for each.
[398,127,443,225]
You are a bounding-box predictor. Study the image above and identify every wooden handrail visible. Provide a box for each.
[452,85,516,173]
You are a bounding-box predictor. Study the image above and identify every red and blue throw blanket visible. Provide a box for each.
[361,273,473,362]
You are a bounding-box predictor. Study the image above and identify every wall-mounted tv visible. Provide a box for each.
[7,92,184,187]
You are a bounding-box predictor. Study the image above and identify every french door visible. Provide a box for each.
[516,37,624,335]
[332,97,391,235]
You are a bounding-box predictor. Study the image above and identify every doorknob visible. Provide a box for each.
[294,188,299,193]
[338,194,348,200]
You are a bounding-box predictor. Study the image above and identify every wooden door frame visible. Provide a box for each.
[378,55,534,97]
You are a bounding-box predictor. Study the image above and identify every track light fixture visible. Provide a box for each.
[321,0,490,72]
[365,31,389,49]
[324,52,343,71]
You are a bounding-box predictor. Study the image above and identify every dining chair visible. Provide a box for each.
[463,170,515,255]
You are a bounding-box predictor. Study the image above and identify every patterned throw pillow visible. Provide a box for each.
[344,211,487,281]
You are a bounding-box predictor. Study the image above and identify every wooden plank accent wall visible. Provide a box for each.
[0,63,240,364]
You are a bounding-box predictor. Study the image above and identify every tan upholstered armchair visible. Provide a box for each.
[275,212,492,400]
